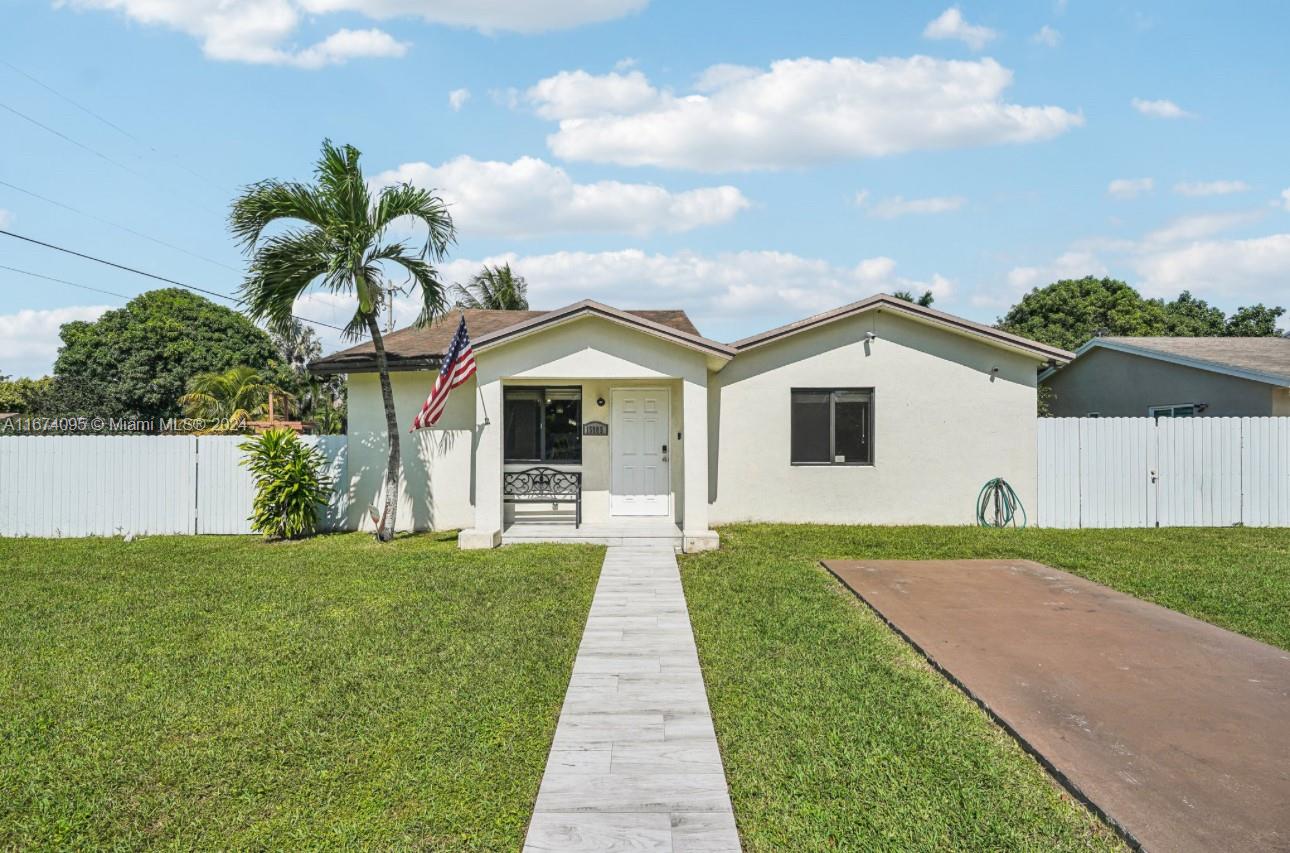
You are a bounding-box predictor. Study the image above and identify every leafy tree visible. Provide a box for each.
[270,318,322,374]
[180,365,292,432]
[1161,291,1226,337]
[231,139,454,542]
[51,288,284,420]
[452,263,529,310]
[998,277,1167,351]
[0,375,54,413]
[1224,303,1286,337]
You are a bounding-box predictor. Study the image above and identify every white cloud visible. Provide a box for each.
[1173,180,1250,197]
[530,57,1082,171]
[0,209,11,228]
[863,194,967,219]
[1133,234,1290,298]
[692,63,759,92]
[923,7,998,51]
[525,69,661,120]
[1131,97,1194,119]
[1032,25,1061,47]
[300,249,952,346]
[1003,250,1108,294]
[59,0,645,66]
[288,28,407,68]
[1280,188,1290,211]
[447,88,471,111]
[1004,207,1286,304]
[1107,177,1153,199]
[0,305,111,378]
[374,155,749,237]
[1141,210,1262,246]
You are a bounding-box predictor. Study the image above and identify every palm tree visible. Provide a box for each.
[230,140,454,541]
[892,289,935,307]
[180,366,290,432]
[452,263,529,310]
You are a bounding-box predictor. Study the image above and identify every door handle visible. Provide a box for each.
[661,444,668,453]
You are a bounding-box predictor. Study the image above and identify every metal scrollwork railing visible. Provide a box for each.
[504,466,582,527]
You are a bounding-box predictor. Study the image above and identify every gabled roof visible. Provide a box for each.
[1042,336,1290,387]
[733,294,1074,363]
[470,299,736,359]
[310,305,711,373]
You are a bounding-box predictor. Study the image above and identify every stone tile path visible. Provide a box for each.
[524,545,741,853]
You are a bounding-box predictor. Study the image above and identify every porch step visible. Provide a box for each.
[501,522,683,550]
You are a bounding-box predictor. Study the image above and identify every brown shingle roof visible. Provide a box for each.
[1096,337,1290,385]
[311,307,702,373]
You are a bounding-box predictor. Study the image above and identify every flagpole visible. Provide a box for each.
[461,310,491,425]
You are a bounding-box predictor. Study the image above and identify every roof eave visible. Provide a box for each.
[736,295,1072,364]
[1051,338,1290,388]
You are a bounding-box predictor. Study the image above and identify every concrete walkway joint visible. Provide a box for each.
[524,545,740,853]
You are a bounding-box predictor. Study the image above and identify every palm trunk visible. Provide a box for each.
[365,314,400,542]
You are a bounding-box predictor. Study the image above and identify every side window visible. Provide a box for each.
[791,389,874,465]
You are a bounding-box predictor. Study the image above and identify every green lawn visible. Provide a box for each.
[0,533,603,850]
[680,525,1290,852]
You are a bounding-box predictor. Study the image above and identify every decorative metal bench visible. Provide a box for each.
[504,467,582,527]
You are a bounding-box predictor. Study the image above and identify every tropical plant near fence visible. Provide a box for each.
[181,365,293,432]
[239,428,333,539]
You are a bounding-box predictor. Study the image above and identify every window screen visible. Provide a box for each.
[791,388,873,465]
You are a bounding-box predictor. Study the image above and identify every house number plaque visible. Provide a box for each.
[583,421,608,436]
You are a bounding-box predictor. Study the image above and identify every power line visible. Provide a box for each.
[0,229,348,333]
[0,178,239,272]
[0,101,149,181]
[0,263,131,301]
[0,60,227,194]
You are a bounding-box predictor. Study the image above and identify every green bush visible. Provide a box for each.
[239,429,333,539]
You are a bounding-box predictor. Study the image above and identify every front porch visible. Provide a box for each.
[455,307,727,553]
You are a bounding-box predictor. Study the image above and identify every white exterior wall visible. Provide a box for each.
[708,310,1040,525]
[344,371,477,532]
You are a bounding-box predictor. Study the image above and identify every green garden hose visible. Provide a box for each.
[976,478,1027,528]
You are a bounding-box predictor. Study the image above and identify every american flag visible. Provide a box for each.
[410,315,476,430]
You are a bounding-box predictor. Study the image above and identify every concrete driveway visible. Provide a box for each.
[823,558,1290,853]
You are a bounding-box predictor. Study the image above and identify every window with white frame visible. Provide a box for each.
[1149,403,1197,419]
[790,388,873,465]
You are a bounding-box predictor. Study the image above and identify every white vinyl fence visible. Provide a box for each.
[1038,417,1290,528]
[0,435,348,537]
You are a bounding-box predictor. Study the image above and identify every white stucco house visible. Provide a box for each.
[311,295,1072,551]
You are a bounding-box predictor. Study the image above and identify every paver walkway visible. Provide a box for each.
[524,545,741,853]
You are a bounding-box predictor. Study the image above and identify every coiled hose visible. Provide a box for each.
[976,478,1027,528]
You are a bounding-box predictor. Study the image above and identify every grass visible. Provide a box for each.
[680,524,1290,851]
[0,533,603,850]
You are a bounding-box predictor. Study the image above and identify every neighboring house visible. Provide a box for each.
[1041,337,1290,418]
[311,295,1071,550]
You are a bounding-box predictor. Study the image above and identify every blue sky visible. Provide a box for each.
[3,0,1288,375]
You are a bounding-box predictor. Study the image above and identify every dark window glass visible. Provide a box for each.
[791,388,874,465]
[504,389,542,461]
[544,388,582,463]
[791,390,832,464]
[834,391,871,464]
[504,387,582,463]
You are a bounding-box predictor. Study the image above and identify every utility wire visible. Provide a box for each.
[0,100,223,217]
[0,263,131,301]
[0,178,239,272]
[0,101,149,181]
[0,229,347,333]
[0,60,227,194]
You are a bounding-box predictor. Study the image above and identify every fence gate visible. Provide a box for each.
[1038,417,1290,528]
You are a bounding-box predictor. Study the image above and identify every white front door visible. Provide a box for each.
[611,388,671,516]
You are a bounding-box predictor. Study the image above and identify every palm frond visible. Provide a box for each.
[373,183,455,260]
[229,181,331,252]
[238,229,331,332]
[366,242,449,327]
